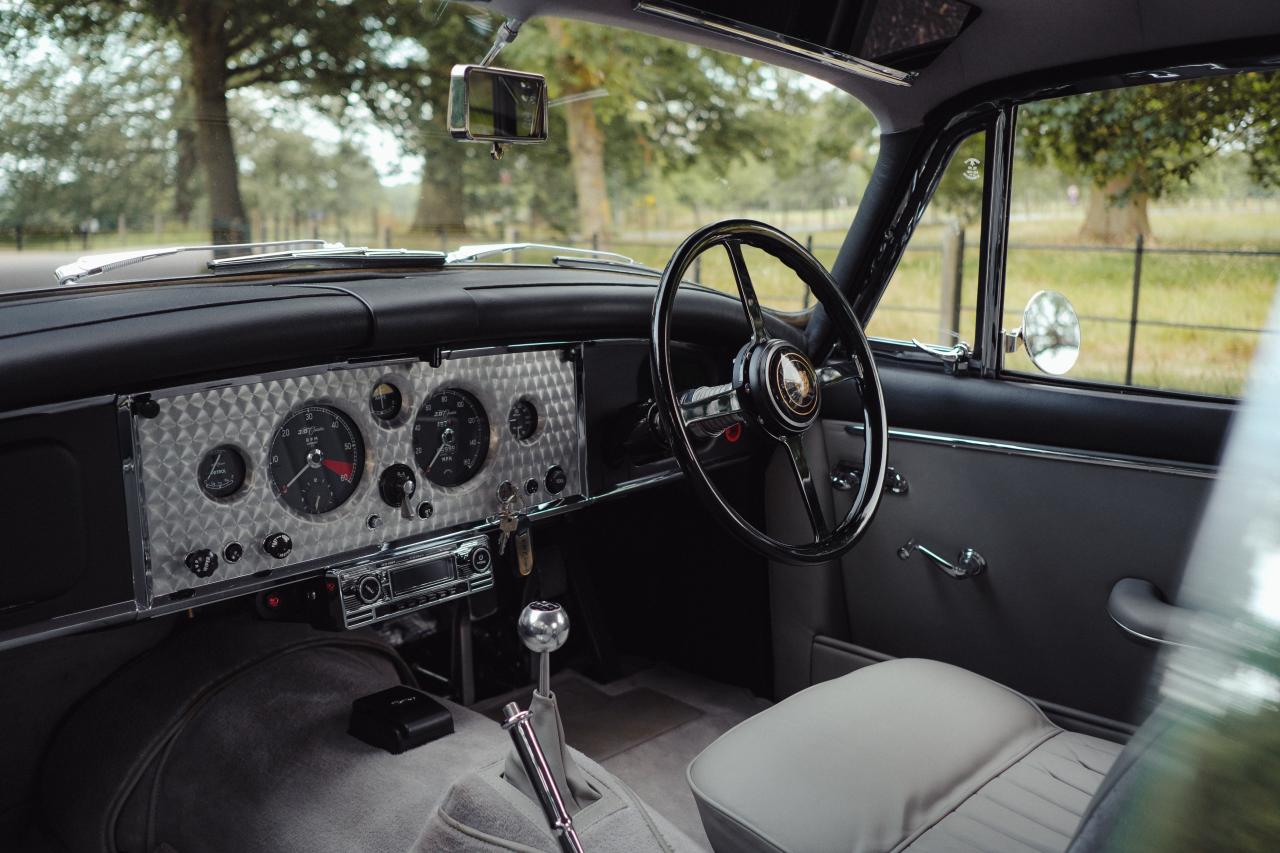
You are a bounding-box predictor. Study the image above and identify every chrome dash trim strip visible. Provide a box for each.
[839,421,1216,479]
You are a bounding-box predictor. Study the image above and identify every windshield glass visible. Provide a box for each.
[0,4,876,307]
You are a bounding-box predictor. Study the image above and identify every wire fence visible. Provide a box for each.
[3,220,1276,392]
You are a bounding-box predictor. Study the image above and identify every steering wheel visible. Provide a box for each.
[649,219,888,565]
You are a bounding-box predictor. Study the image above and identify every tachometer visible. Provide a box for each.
[267,405,365,515]
[413,388,490,487]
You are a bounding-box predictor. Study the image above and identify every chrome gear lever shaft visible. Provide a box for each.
[518,601,570,697]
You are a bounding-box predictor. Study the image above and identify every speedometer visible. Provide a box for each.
[267,405,365,515]
[413,388,490,487]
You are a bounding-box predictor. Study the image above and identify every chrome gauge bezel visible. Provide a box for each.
[265,400,370,521]
[195,442,253,504]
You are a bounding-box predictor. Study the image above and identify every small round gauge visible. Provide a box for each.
[413,388,490,487]
[267,405,365,515]
[369,381,403,421]
[197,445,247,499]
[507,398,539,441]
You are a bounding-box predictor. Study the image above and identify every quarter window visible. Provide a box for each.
[866,131,986,348]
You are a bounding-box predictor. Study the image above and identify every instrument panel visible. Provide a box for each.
[132,346,583,602]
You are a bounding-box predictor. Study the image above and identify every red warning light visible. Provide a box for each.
[265,593,282,610]
[724,423,742,443]
[325,580,338,595]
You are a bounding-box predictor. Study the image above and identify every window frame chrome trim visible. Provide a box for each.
[840,421,1216,479]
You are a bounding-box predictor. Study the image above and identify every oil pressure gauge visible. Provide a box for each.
[197,445,247,500]
[507,398,538,441]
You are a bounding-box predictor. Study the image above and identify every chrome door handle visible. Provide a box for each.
[897,539,987,580]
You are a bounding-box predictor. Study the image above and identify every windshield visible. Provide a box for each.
[0,4,876,308]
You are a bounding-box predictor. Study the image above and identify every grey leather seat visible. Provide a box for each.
[688,658,1122,853]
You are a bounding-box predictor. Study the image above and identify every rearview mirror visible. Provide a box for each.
[1004,290,1081,375]
[449,65,548,144]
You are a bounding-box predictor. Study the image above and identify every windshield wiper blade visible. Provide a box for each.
[206,246,446,274]
[55,239,334,285]
[445,242,637,265]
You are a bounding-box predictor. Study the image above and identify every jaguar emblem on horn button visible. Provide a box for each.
[775,350,818,417]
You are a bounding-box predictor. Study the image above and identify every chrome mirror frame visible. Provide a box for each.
[448,64,549,146]
[1003,290,1082,375]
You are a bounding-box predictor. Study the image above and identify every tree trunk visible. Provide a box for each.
[563,98,611,243]
[545,19,612,243]
[173,72,198,227]
[1079,176,1151,244]
[180,1,248,245]
[411,133,467,238]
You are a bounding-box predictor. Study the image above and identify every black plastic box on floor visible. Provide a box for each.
[348,685,455,754]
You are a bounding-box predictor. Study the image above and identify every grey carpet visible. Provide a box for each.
[480,667,769,850]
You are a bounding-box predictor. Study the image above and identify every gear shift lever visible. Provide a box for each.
[518,601,569,697]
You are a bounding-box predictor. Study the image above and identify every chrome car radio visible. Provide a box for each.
[327,535,494,629]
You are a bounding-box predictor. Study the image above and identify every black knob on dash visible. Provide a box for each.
[263,532,292,560]
[185,549,218,578]
[355,574,383,605]
[545,465,567,495]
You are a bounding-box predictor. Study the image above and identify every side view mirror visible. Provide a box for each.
[448,65,548,145]
[1004,290,1081,375]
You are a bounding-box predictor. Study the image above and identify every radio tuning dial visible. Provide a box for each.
[355,574,382,605]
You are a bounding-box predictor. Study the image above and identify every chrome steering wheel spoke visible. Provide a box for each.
[725,239,769,344]
[781,433,830,541]
[817,357,863,389]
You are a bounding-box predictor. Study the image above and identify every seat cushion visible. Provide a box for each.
[687,658,1121,853]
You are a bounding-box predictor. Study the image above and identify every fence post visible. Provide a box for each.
[803,235,814,309]
[939,222,965,341]
[1124,233,1145,385]
[438,225,447,252]
[592,232,599,252]
[693,254,702,283]
[383,226,392,249]
[14,224,22,251]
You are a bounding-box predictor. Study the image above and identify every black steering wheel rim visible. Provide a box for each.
[650,218,888,565]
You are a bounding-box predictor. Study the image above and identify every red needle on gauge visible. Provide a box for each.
[323,459,353,478]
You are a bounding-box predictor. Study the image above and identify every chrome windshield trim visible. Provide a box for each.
[839,421,1216,479]
[446,243,635,264]
[635,2,915,87]
[55,239,334,285]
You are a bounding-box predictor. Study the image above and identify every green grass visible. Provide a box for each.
[869,208,1280,397]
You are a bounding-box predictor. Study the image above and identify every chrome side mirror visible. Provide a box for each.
[448,64,548,145]
[1004,290,1081,375]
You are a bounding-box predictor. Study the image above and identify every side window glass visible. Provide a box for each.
[866,131,986,347]
[1006,72,1280,397]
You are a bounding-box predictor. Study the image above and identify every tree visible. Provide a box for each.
[9,0,440,243]
[1019,72,1280,242]
[0,31,175,233]
[510,19,794,242]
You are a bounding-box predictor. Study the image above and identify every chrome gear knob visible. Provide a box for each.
[518,601,570,653]
[518,601,569,697]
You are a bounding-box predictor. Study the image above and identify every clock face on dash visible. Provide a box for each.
[413,388,490,487]
[267,405,365,515]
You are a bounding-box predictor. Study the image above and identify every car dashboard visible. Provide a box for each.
[0,267,776,652]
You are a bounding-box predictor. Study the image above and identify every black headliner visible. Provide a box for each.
[482,0,1280,130]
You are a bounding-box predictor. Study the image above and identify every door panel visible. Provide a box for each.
[824,419,1210,725]
[768,360,1227,728]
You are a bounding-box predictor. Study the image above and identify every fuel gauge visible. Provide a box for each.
[198,445,247,500]
[369,381,403,422]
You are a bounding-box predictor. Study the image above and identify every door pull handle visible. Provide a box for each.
[897,539,987,580]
